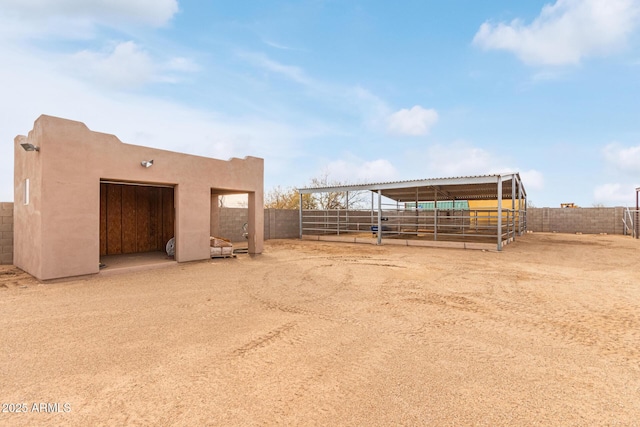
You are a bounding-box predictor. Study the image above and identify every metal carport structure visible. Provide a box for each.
[298,173,527,251]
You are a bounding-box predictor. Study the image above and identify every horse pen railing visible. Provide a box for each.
[623,208,639,238]
[301,207,526,250]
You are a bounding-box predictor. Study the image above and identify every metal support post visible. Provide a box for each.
[434,187,438,241]
[298,192,303,239]
[634,187,640,239]
[511,175,516,241]
[497,176,503,251]
[377,190,382,245]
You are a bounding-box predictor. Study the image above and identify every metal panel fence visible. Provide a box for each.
[301,207,526,249]
[623,208,639,238]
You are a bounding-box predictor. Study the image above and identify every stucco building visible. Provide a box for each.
[14,115,263,280]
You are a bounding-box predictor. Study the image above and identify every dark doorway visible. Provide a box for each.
[100,182,174,256]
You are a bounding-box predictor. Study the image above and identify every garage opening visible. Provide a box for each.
[210,190,250,256]
[99,181,175,269]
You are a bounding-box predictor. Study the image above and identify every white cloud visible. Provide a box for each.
[424,142,494,176]
[68,42,200,88]
[603,143,640,173]
[597,144,640,206]
[473,0,640,65]
[593,183,637,206]
[387,106,438,136]
[409,143,543,192]
[71,41,155,88]
[520,169,544,191]
[324,158,398,184]
[0,39,313,201]
[1,0,178,28]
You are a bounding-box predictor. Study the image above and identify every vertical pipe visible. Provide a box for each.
[518,179,523,235]
[346,191,349,234]
[397,199,400,235]
[512,175,516,241]
[377,190,382,245]
[524,190,528,233]
[299,192,303,239]
[324,210,327,234]
[371,191,374,227]
[634,187,640,239]
[434,187,438,241]
[415,187,419,235]
[497,176,503,251]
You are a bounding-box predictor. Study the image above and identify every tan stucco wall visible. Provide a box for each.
[14,115,263,280]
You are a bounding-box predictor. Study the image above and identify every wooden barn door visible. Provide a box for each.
[100,183,174,256]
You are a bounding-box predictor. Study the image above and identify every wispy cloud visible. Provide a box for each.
[473,0,640,66]
[344,86,392,130]
[1,0,179,28]
[236,51,313,85]
[262,39,303,51]
[165,57,200,73]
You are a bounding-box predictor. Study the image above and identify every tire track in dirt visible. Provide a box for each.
[257,321,401,424]
[233,321,298,356]
[242,260,360,325]
[247,290,352,324]
[372,273,640,364]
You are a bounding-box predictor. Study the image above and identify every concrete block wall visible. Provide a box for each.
[218,207,249,242]
[218,208,301,242]
[1,205,630,266]
[527,207,625,234]
[264,208,300,239]
[1,202,13,265]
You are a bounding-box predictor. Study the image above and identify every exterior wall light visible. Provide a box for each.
[21,142,40,152]
[141,160,154,168]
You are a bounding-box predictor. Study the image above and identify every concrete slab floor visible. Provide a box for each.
[99,251,176,276]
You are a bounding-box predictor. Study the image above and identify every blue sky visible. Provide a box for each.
[1,0,639,207]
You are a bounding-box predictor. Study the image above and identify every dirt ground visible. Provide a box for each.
[1,233,639,426]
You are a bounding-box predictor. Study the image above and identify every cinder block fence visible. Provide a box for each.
[0,202,13,265]
[527,207,626,234]
[217,208,301,242]
[0,204,635,265]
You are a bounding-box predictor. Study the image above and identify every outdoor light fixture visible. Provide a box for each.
[141,160,154,168]
[20,142,39,152]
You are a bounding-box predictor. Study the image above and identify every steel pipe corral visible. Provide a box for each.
[298,173,528,248]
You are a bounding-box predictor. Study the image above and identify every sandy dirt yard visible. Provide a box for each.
[1,233,639,426]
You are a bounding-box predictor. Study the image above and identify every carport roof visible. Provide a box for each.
[298,173,526,202]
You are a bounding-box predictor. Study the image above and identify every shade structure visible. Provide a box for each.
[298,173,527,251]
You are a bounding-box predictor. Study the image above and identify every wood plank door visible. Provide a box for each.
[100,183,174,255]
